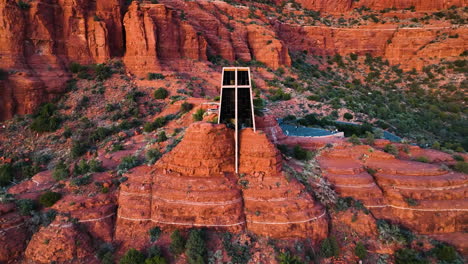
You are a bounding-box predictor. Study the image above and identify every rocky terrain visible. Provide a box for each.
[0,0,467,263]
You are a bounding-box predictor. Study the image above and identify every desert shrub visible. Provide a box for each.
[148,73,165,80]
[222,232,251,264]
[269,89,291,101]
[69,62,85,73]
[0,163,14,187]
[453,161,468,173]
[320,237,339,258]
[404,197,419,206]
[18,0,30,9]
[377,219,413,245]
[90,127,115,143]
[149,227,162,242]
[277,251,303,264]
[39,191,62,207]
[157,131,167,142]
[293,145,313,160]
[354,242,367,259]
[93,63,113,81]
[414,156,430,163]
[16,199,36,216]
[343,112,353,121]
[70,174,92,186]
[186,229,207,264]
[170,229,186,255]
[348,134,362,145]
[350,53,358,60]
[71,141,89,158]
[96,243,115,264]
[452,154,464,161]
[119,248,145,264]
[192,108,206,121]
[146,149,161,165]
[180,102,193,113]
[111,143,124,152]
[117,156,140,175]
[394,248,428,264]
[145,256,167,264]
[144,117,167,132]
[52,161,69,181]
[153,88,169,99]
[384,144,399,156]
[364,131,375,145]
[431,244,459,262]
[30,103,61,133]
[73,159,103,175]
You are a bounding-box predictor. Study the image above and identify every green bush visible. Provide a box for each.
[394,248,428,264]
[0,163,14,187]
[146,149,161,165]
[432,244,458,262]
[186,229,207,264]
[149,227,162,242]
[148,73,165,80]
[119,248,145,264]
[344,112,353,121]
[74,159,103,175]
[71,141,89,158]
[16,199,36,216]
[365,131,375,145]
[52,161,69,181]
[153,88,169,99]
[144,117,167,132]
[30,103,61,133]
[354,242,367,260]
[70,174,92,186]
[293,145,313,160]
[69,62,86,73]
[192,108,206,122]
[145,256,167,264]
[377,219,413,245]
[93,63,113,81]
[169,229,186,255]
[117,156,140,174]
[384,144,399,156]
[414,156,430,163]
[39,191,62,207]
[453,161,468,173]
[348,134,362,145]
[157,131,167,142]
[320,237,340,258]
[277,251,303,264]
[180,102,193,113]
[18,0,31,9]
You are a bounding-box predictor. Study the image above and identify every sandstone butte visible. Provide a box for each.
[0,117,467,262]
[1,0,467,120]
[115,122,328,250]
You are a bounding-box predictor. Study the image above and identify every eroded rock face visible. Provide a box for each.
[24,216,96,264]
[115,122,328,249]
[317,144,468,238]
[115,123,244,249]
[294,0,465,12]
[0,0,122,121]
[0,203,30,263]
[276,23,467,71]
[240,128,328,240]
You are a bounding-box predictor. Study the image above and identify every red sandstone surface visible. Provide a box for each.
[1,0,466,119]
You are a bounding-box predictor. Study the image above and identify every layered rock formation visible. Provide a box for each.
[240,128,328,239]
[123,2,208,75]
[293,0,465,12]
[115,122,327,248]
[276,23,468,70]
[317,144,468,246]
[0,0,123,120]
[115,123,244,248]
[24,216,96,264]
